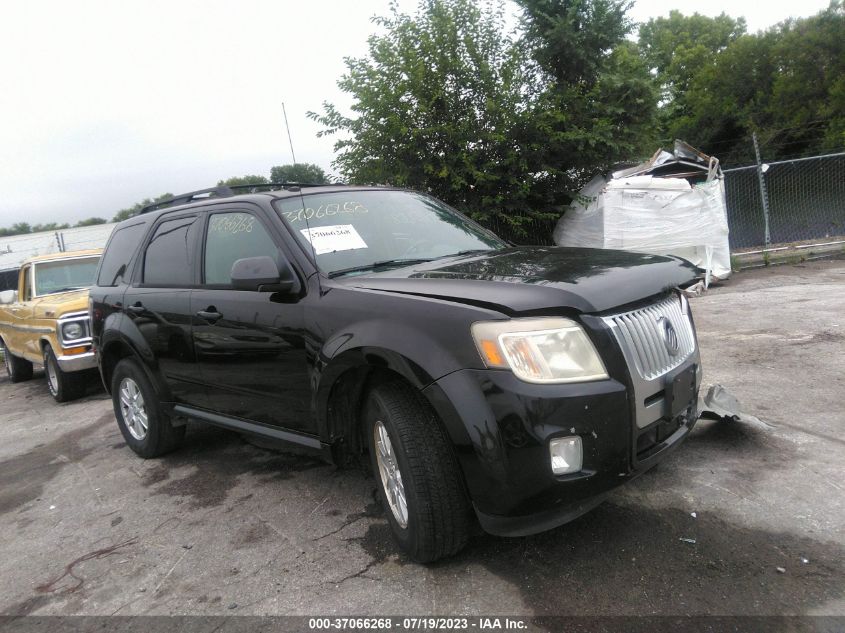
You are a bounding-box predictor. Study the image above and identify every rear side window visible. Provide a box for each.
[204,212,279,285]
[143,216,200,286]
[98,222,146,286]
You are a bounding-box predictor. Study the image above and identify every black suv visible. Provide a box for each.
[90,184,702,562]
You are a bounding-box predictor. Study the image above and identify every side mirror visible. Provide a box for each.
[230,256,300,294]
[0,290,17,304]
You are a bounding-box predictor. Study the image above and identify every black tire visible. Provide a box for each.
[1,339,33,383]
[364,381,471,563]
[111,358,185,458]
[43,345,87,402]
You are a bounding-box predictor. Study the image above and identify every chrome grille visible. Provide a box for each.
[602,294,695,381]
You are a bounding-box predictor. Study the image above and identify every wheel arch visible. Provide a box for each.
[317,347,472,477]
[99,331,171,400]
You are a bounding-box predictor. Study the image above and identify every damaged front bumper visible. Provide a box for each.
[423,356,700,537]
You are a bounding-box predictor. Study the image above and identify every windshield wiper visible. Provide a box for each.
[45,286,86,294]
[328,258,435,279]
[436,249,491,258]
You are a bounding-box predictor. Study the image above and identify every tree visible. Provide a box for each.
[638,10,746,135]
[766,2,845,155]
[74,217,108,227]
[0,223,33,237]
[31,222,71,233]
[217,175,269,188]
[269,163,329,184]
[310,0,538,223]
[668,33,777,164]
[310,0,660,230]
[517,0,659,200]
[112,193,174,222]
[661,2,844,163]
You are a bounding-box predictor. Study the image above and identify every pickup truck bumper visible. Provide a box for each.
[56,350,97,372]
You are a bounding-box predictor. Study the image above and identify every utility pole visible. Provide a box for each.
[753,132,772,246]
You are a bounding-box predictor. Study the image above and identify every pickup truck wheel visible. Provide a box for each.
[111,358,185,458]
[365,381,471,563]
[1,340,33,383]
[43,345,87,402]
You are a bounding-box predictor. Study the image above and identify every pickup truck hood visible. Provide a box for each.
[31,289,90,319]
[343,247,699,314]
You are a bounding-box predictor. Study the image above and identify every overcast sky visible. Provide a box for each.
[0,0,832,226]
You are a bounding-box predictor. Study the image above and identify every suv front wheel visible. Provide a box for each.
[111,358,185,458]
[364,381,471,563]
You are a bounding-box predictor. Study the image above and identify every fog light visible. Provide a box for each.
[550,436,582,475]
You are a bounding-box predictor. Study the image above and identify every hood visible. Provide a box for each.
[32,289,90,319]
[343,247,698,314]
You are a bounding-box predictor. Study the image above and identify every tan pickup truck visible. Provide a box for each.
[0,249,102,402]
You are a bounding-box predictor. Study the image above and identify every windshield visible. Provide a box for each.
[274,190,505,276]
[34,256,100,296]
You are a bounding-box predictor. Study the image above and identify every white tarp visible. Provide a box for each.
[554,144,732,283]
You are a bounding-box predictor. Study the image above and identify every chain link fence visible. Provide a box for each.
[481,151,845,253]
[723,152,845,250]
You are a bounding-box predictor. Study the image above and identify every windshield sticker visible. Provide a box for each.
[300,224,368,255]
[282,201,368,223]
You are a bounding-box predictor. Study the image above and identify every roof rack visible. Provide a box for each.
[139,182,338,214]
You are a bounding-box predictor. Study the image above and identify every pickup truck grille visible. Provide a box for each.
[602,294,695,381]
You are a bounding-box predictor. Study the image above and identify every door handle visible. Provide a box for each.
[196,308,222,323]
[126,303,145,314]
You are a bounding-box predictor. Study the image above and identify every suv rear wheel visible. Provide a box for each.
[111,358,185,458]
[43,344,87,402]
[364,381,471,563]
[1,339,33,383]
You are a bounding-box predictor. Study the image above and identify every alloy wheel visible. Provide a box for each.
[374,420,408,528]
[119,377,148,440]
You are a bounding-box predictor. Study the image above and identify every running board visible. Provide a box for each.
[172,404,325,452]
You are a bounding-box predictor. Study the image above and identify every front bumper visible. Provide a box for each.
[55,350,97,372]
[423,352,700,537]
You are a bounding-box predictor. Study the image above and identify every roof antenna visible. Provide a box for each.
[282,102,321,292]
[282,102,297,165]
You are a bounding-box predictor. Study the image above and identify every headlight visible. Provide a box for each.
[61,322,84,341]
[472,317,608,384]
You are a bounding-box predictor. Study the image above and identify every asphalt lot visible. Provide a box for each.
[1,259,843,617]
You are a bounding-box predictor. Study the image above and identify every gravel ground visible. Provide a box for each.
[0,259,843,618]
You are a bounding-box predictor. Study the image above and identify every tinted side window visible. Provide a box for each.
[98,223,146,287]
[204,212,279,285]
[143,216,199,286]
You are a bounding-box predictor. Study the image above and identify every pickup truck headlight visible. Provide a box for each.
[61,321,85,342]
[472,318,608,384]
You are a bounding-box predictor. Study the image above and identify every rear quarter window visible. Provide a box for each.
[97,222,147,287]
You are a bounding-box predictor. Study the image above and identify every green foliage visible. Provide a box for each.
[74,217,108,227]
[217,175,269,187]
[112,193,174,222]
[0,223,33,237]
[519,0,632,85]
[270,163,329,184]
[310,0,532,221]
[30,222,71,233]
[644,2,844,163]
[638,10,746,134]
[309,0,653,228]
